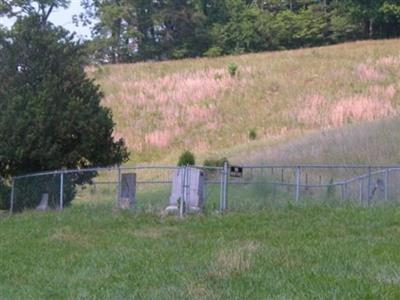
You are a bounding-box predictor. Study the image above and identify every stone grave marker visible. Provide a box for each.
[118,173,136,209]
[167,167,204,213]
[36,193,49,211]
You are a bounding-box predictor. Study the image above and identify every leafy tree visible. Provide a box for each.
[81,0,210,62]
[328,6,361,42]
[379,1,400,37]
[0,16,129,208]
[79,0,141,63]
[210,1,267,54]
[0,0,68,24]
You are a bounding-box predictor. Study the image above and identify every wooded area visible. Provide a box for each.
[1,0,400,63]
[79,0,400,63]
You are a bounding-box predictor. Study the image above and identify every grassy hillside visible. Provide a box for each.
[91,39,400,164]
[235,117,400,165]
[2,203,400,298]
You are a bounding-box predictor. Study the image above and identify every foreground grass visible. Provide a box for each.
[2,204,400,299]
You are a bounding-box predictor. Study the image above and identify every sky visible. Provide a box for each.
[0,1,91,39]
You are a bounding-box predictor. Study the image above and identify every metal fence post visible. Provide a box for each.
[295,166,301,202]
[223,161,229,211]
[340,182,348,202]
[9,177,15,215]
[59,171,64,210]
[180,166,187,218]
[384,169,389,201]
[219,167,224,212]
[340,184,344,201]
[367,166,371,205]
[185,165,191,213]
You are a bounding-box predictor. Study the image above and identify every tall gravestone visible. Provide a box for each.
[167,167,204,213]
[187,168,204,210]
[118,173,136,209]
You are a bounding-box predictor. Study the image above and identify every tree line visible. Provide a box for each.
[2,1,400,63]
[78,0,400,63]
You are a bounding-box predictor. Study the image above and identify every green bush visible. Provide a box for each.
[228,63,238,77]
[177,151,195,166]
[249,129,257,140]
[172,48,189,59]
[204,46,223,58]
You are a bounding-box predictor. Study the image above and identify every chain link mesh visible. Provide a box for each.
[9,165,400,215]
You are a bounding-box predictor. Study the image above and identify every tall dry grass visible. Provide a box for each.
[297,85,397,128]
[101,68,240,152]
[90,39,400,163]
[240,118,400,165]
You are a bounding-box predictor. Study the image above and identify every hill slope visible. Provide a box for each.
[90,40,400,164]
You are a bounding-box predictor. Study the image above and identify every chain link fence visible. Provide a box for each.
[7,164,400,216]
[227,165,400,210]
[9,165,227,216]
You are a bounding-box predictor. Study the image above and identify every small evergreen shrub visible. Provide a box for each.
[177,151,196,166]
[249,129,257,140]
[228,63,238,77]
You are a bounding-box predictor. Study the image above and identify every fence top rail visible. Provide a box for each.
[239,164,400,169]
[12,164,223,180]
[12,164,400,180]
[342,167,400,184]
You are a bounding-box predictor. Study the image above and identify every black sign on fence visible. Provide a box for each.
[230,166,243,178]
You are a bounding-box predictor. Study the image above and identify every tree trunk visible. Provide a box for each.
[369,18,374,38]
[111,18,122,64]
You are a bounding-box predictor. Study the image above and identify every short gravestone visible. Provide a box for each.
[36,193,49,211]
[118,173,136,209]
[167,167,204,213]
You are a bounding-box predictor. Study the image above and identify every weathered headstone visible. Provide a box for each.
[118,173,136,209]
[36,193,49,211]
[167,167,204,213]
[168,168,184,211]
[187,168,204,210]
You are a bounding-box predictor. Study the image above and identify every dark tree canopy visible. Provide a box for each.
[75,0,400,63]
[3,0,400,63]
[0,16,129,178]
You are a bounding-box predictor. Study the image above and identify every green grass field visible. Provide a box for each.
[2,203,400,299]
